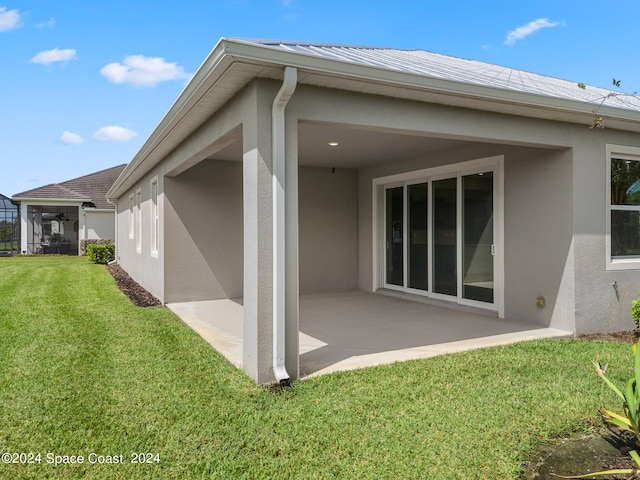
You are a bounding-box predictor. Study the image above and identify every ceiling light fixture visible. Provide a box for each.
[328,141,339,147]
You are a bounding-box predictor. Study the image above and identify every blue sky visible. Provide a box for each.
[2,0,639,196]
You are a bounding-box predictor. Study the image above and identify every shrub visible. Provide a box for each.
[86,243,115,264]
[633,296,640,328]
[81,239,114,256]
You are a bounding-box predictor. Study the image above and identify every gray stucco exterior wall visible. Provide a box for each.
[164,160,243,303]
[299,166,358,293]
[115,170,164,302]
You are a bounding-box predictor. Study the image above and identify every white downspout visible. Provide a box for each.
[272,66,297,384]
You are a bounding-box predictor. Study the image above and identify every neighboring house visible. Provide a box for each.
[107,38,640,383]
[13,164,126,255]
[0,193,19,256]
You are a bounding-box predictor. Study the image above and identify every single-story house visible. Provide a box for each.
[107,38,640,384]
[13,164,126,255]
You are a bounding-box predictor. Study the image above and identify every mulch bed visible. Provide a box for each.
[106,264,162,307]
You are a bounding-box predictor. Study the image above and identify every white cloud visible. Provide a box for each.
[60,131,83,145]
[36,18,56,29]
[94,126,137,142]
[100,54,190,87]
[0,6,21,31]
[30,48,77,66]
[504,18,561,46]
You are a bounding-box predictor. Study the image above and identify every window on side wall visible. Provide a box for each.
[128,194,134,239]
[150,177,158,257]
[607,145,640,269]
[136,188,142,253]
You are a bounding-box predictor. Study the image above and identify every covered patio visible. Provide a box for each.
[168,291,571,379]
[106,39,602,384]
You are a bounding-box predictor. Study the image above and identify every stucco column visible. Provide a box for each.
[242,80,300,384]
[284,114,299,378]
[242,88,274,384]
[20,202,28,254]
[78,206,85,255]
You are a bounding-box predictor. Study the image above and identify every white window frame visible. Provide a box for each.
[135,188,142,253]
[128,194,135,239]
[606,144,640,270]
[373,156,504,317]
[150,176,159,257]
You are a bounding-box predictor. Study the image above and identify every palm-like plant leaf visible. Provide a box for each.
[560,341,640,478]
[600,407,633,431]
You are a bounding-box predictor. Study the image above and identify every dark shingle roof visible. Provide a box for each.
[13,164,126,210]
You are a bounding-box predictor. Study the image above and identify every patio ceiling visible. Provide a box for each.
[208,122,476,168]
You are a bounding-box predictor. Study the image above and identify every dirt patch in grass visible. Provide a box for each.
[522,330,640,479]
[106,264,162,307]
[579,329,640,344]
[521,428,639,479]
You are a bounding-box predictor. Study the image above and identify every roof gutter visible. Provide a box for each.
[272,66,297,385]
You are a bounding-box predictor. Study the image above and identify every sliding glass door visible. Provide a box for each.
[385,187,404,287]
[383,166,497,308]
[462,172,494,303]
[433,178,457,296]
[408,183,428,291]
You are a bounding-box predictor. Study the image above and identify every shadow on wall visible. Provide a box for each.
[503,147,573,330]
[298,166,359,293]
[164,159,244,303]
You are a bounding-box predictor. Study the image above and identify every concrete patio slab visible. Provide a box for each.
[168,291,572,379]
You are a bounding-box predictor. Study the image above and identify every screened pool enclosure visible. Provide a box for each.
[25,205,79,255]
[0,193,19,256]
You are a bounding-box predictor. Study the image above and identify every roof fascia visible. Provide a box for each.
[11,198,88,204]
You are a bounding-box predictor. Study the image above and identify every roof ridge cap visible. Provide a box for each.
[56,183,86,197]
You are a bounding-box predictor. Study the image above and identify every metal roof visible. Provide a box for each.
[108,38,640,198]
[246,39,640,112]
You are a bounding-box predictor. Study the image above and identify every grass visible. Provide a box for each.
[0,256,635,479]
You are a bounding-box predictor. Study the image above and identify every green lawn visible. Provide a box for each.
[0,256,634,479]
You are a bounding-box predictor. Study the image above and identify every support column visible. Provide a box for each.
[242,79,300,384]
[242,85,274,384]
[284,114,299,379]
[78,206,85,255]
[20,203,28,254]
